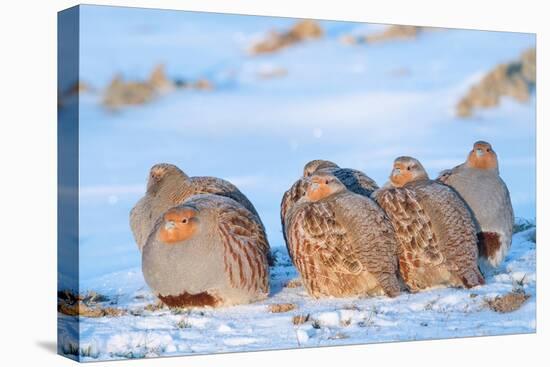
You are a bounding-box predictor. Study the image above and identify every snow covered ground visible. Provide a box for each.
[58,5,536,361]
[59,229,536,361]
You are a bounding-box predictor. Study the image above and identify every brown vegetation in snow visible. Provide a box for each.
[341,25,427,45]
[102,64,214,109]
[486,289,530,313]
[292,314,310,325]
[456,48,536,117]
[58,290,126,318]
[268,303,297,313]
[250,20,323,55]
[284,279,302,288]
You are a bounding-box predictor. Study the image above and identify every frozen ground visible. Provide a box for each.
[59,229,536,361]
[58,5,536,360]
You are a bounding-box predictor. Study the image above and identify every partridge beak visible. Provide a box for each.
[392,167,401,176]
[307,176,321,190]
[475,148,484,157]
[164,221,175,230]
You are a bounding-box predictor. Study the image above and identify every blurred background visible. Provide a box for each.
[61,5,535,282]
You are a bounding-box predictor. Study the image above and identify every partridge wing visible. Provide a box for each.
[287,201,364,284]
[374,187,445,285]
[416,183,483,287]
[217,201,270,294]
[280,178,309,259]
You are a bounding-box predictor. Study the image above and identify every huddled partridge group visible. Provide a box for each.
[131,141,514,307]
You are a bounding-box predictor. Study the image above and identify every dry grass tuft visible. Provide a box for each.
[193,79,214,91]
[250,20,323,55]
[102,64,214,109]
[58,290,125,318]
[268,303,297,313]
[341,25,426,45]
[486,289,530,313]
[143,301,166,312]
[456,48,535,117]
[176,318,192,329]
[58,300,125,318]
[292,314,310,325]
[103,75,155,108]
[366,25,423,43]
[284,279,302,288]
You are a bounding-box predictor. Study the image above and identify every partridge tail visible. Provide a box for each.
[461,267,485,288]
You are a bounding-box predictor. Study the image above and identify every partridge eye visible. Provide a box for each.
[325,180,329,184]
[181,218,188,224]
[486,148,491,152]
[407,166,411,171]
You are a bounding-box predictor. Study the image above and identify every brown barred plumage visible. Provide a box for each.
[280,177,308,258]
[374,156,484,292]
[285,173,400,298]
[281,160,379,259]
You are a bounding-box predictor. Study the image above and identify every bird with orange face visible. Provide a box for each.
[373,156,484,292]
[281,160,379,256]
[437,141,514,268]
[284,172,401,298]
[142,194,270,308]
[130,163,264,254]
[302,159,379,197]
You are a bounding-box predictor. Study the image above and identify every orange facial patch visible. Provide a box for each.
[158,208,198,244]
[390,163,414,188]
[306,177,333,201]
[467,143,497,170]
